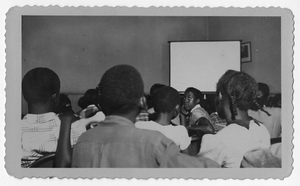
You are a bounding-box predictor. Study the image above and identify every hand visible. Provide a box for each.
[59,112,79,125]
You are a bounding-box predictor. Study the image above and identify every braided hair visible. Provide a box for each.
[216,70,258,120]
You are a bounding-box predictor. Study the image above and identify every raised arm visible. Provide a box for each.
[55,112,78,167]
[187,117,215,135]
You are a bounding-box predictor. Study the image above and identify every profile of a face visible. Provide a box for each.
[216,93,231,122]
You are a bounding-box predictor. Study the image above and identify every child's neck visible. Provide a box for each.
[231,109,252,124]
[28,103,55,114]
[155,113,172,126]
[113,108,140,124]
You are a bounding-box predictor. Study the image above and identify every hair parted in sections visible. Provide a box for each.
[22,67,60,104]
[217,70,258,120]
[97,64,144,115]
[153,86,180,113]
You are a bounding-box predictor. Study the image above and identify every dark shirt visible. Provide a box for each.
[71,115,220,168]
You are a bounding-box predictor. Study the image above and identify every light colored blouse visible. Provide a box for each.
[199,120,270,168]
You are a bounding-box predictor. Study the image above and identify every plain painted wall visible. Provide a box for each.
[207,17,281,93]
[22,16,209,114]
[22,16,208,94]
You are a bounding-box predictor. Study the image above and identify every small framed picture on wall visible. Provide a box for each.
[241,42,252,63]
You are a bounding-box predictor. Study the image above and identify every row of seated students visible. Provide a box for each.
[21,65,281,168]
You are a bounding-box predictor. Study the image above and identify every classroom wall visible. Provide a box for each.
[22,16,208,94]
[22,16,209,114]
[207,17,281,93]
[22,16,281,115]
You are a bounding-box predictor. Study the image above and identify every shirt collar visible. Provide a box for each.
[190,104,201,113]
[23,112,58,123]
[104,115,135,126]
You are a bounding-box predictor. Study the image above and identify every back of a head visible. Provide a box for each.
[22,67,60,104]
[216,69,239,95]
[217,70,258,111]
[256,82,270,108]
[78,89,99,109]
[153,86,180,113]
[84,89,98,101]
[258,82,270,98]
[97,64,144,115]
[150,83,166,96]
[272,93,281,108]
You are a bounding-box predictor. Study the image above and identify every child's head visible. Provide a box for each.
[97,64,145,116]
[78,89,99,109]
[184,87,203,111]
[216,70,258,121]
[148,83,166,109]
[22,67,60,105]
[153,86,180,118]
[272,93,281,108]
[150,83,166,96]
[256,82,270,107]
[55,94,73,114]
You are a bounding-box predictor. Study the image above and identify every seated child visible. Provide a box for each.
[77,89,101,118]
[271,93,281,108]
[21,67,103,167]
[209,96,227,132]
[248,83,281,138]
[147,83,166,115]
[198,70,271,168]
[182,87,211,126]
[70,65,220,168]
[135,86,191,151]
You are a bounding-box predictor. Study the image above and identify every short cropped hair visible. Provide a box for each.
[185,87,204,102]
[22,67,60,104]
[153,86,180,113]
[97,65,144,115]
[150,83,166,96]
[78,89,99,109]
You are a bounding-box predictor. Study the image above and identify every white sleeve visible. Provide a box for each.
[198,134,225,166]
[177,126,191,150]
[78,111,105,128]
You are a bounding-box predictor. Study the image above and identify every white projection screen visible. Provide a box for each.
[170,41,241,92]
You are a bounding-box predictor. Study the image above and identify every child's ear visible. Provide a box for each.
[196,98,200,104]
[171,105,180,119]
[218,92,223,100]
[138,96,147,110]
[51,93,60,106]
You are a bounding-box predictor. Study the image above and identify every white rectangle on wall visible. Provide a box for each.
[170,41,241,92]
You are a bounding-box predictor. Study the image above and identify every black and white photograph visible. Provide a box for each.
[2,3,297,185]
[241,42,251,62]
